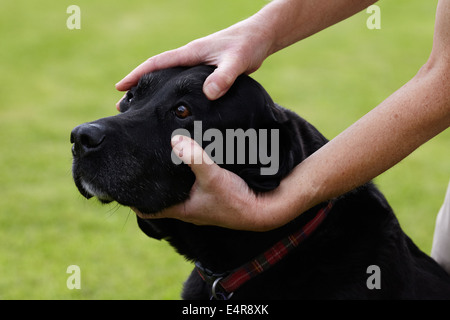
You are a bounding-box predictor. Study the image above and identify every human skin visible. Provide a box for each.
[116,0,450,231]
[116,0,378,101]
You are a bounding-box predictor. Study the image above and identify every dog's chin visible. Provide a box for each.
[74,171,193,215]
[76,178,168,214]
[78,179,114,204]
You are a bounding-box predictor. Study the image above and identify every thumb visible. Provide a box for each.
[171,135,218,180]
[203,58,244,100]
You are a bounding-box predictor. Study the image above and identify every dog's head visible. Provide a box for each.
[71,66,319,215]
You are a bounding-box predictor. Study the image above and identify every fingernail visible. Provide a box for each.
[204,82,221,100]
[115,80,125,90]
[115,77,131,90]
[171,135,185,157]
[171,135,183,147]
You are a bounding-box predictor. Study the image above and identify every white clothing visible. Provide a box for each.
[431,180,450,274]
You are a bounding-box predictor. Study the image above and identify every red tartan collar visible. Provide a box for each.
[195,201,334,300]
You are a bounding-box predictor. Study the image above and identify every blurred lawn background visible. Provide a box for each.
[0,0,448,299]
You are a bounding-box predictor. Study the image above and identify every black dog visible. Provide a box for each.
[71,65,450,299]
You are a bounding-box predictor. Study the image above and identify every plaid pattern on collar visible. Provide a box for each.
[196,201,334,300]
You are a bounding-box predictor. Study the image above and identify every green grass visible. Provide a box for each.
[0,0,448,299]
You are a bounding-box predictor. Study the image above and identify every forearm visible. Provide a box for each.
[274,61,450,221]
[253,0,378,55]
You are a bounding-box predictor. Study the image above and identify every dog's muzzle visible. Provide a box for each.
[71,122,113,202]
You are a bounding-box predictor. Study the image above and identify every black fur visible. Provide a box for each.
[71,65,450,299]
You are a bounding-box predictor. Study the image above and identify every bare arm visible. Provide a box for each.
[268,60,450,228]
[250,0,450,229]
[256,0,377,55]
[115,0,377,100]
[270,0,450,216]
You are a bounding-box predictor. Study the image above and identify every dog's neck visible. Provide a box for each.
[195,201,334,298]
[142,202,331,274]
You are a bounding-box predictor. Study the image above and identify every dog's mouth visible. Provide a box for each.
[77,178,114,204]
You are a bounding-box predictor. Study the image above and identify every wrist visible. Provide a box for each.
[253,178,311,232]
[251,0,301,55]
[269,161,325,225]
[246,12,278,57]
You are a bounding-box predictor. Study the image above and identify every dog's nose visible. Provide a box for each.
[71,123,106,157]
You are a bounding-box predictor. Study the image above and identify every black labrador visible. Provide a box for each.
[71,65,450,299]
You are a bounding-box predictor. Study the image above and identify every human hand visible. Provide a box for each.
[115,17,274,105]
[133,135,286,232]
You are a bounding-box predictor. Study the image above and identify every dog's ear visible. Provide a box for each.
[263,97,290,126]
[238,91,297,193]
[237,120,296,193]
[222,74,324,193]
[227,79,296,192]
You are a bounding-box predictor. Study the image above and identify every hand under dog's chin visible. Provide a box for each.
[132,207,160,219]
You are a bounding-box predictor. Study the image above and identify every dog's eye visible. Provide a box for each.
[126,91,134,103]
[174,105,191,119]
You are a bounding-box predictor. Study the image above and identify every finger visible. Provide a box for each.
[171,135,220,182]
[132,205,183,220]
[116,93,126,111]
[115,45,203,91]
[132,207,156,219]
[203,57,244,100]
[115,58,157,91]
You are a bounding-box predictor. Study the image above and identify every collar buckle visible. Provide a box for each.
[195,261,234,300]
[211,277,234,300]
